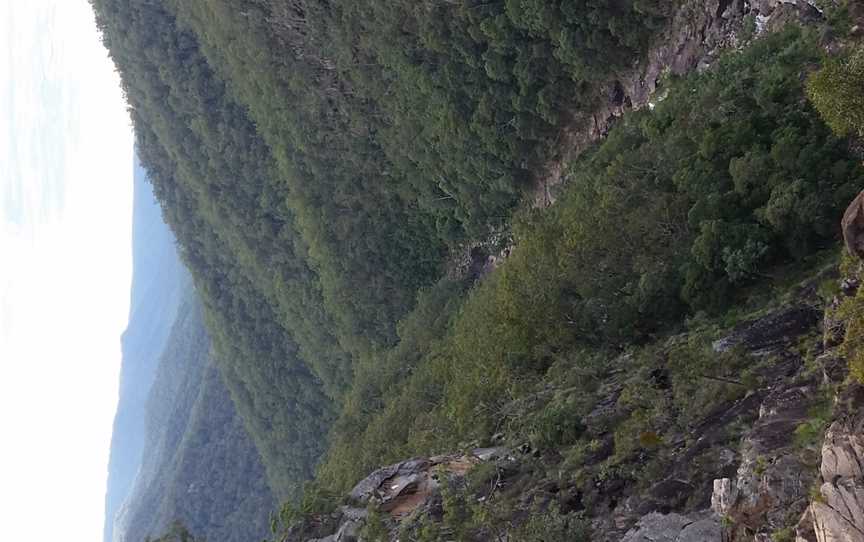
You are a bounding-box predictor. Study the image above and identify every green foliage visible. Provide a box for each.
[266,482,340,542]
[397,473,592,542]
[360,507,390,542]
[316,278,469,492]
[613,406,668,462]
[839,277,864,382]
[740,13,758,43]
[771,526,795,542]
[466,462,501,495]
[807,46,864,137]
[794,397,833,451]
[440,480,474,540]
[316,25,864,496]
[810,481,827,504]
[510,502,590,542]
[91,0,864,537]
[270,481,338,536]
[154,0,676,361]
[818,0,854,37]
[665,333,754,426]
[527,395,588,450]
[93,0,678,506]
[548,25,858,323]
[92,0,343,500]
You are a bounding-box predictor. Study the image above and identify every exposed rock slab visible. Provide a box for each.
[712,305,821,355]
[789,387,864,542]
[620,511,722,542]
[711,379,820,540]
[821,422,864,482]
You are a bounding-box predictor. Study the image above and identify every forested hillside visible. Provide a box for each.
[92,0,679,503]
[93,0,864,540]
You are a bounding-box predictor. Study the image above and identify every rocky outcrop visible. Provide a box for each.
[794,387,864,542]
[710,382,821,540]
[297,448,511,541]
[348,451,493,517]
[602,300,825,542]
[712,305,822,355]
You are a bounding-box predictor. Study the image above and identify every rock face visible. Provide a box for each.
[712,305,822,355]
[603,297,826,542]
[801,387,864,542]
[710,383,821,540]
[697,269,855,541]
[843,191,864,261]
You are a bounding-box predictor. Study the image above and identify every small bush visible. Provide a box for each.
[360,507,390,542]
[772,526,795,542]
[838,275,864,382]
[794,394,833,449]
[510,502,590,542]
[466,461,501,495]
[613,409,664,461]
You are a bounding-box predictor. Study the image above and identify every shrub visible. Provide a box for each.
[510,502,591,542]
[807,47,864,137]
[360,507,390,542]
[840,286,864,382]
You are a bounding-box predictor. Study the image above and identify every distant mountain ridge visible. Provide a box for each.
[104,157,274,542]
[104,156,186,542]
[114,290,274,542]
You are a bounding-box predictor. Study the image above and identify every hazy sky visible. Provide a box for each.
[0,1,134,540]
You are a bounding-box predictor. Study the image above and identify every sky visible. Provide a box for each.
[0,1,134,540]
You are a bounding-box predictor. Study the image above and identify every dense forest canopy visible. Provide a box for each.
[315,25,864,493]
[92,0,682,502]
[93,0,864,539]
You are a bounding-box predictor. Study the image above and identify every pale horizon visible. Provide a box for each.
[0,1,135,540]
